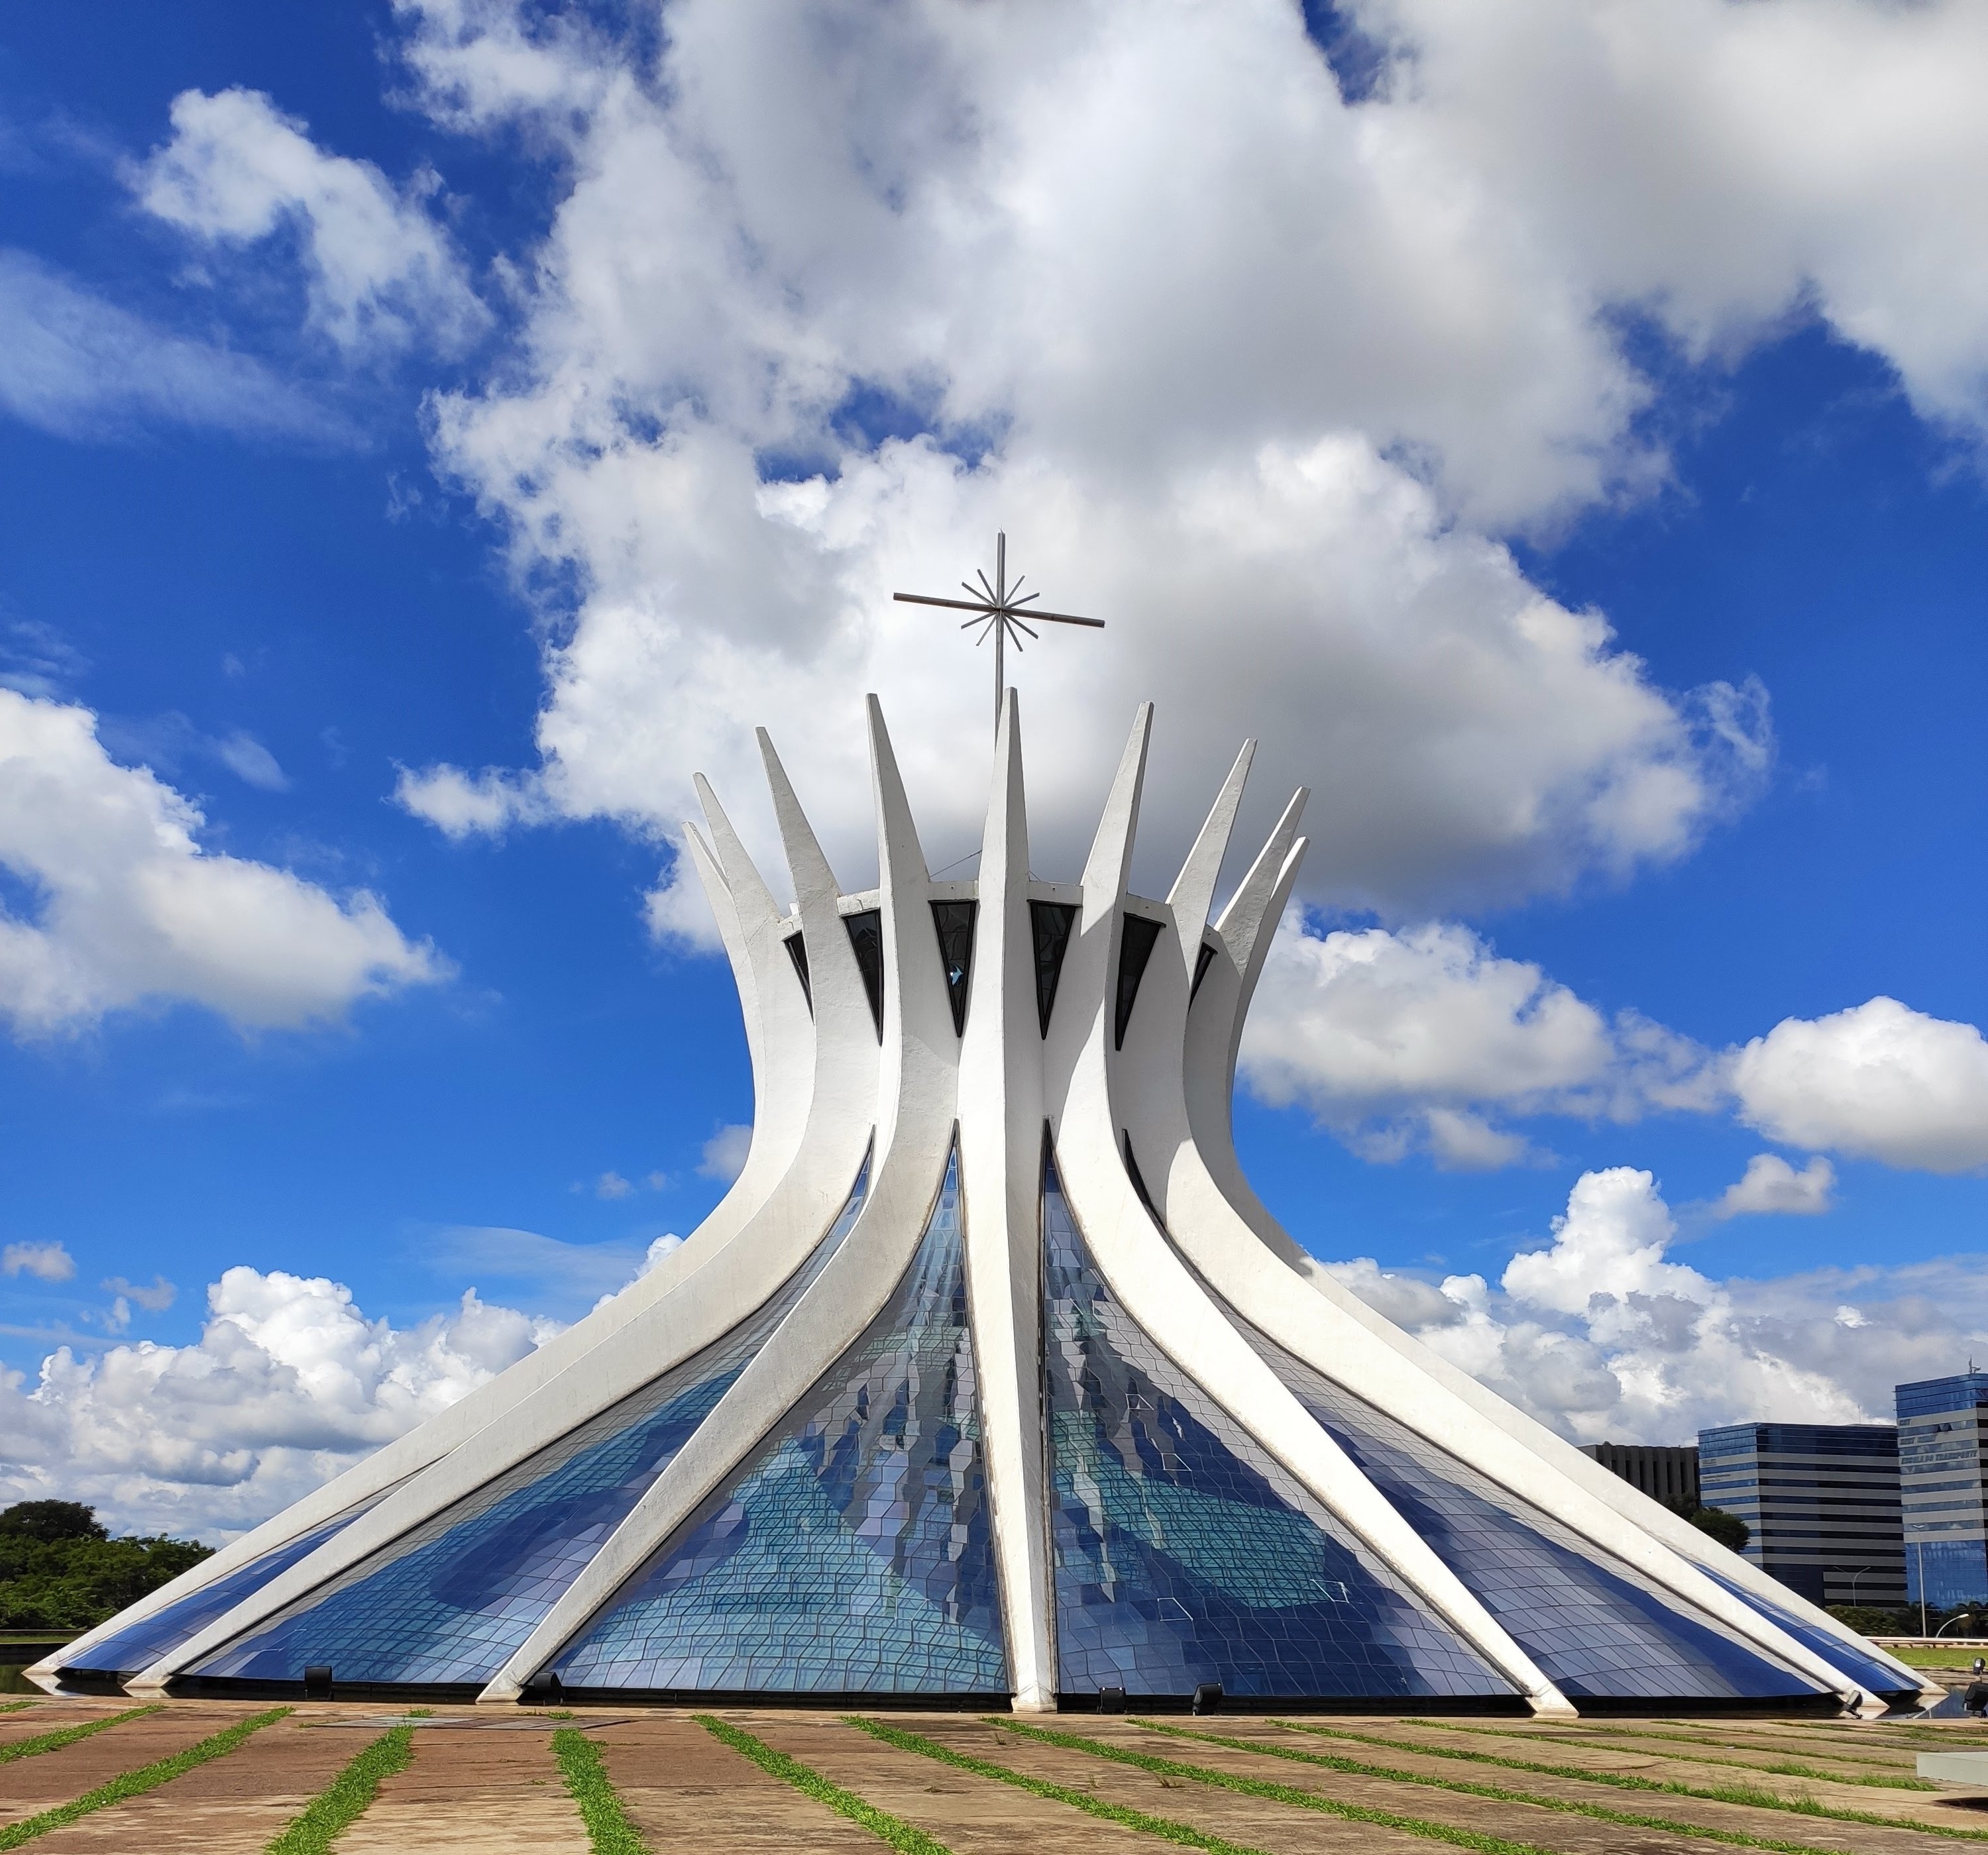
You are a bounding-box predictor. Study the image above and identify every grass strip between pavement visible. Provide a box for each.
[0,1705,289,1850]
[263,1721,414,1855]
[553,1724,652,1855]
[1140,1719,1910,1855]
[0,1703,162,1764]
[855,1713,1559,1855]
[1395,1716,1934,1787]
[1274,1717,1988,1841]
[0,1703,34,1715]
[698,1714,952,1855]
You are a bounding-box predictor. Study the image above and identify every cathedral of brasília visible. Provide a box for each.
[36,695,1925,1715]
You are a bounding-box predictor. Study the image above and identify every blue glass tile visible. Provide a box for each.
[63,1495,388,1677]
[1700,1567,1920,1699]
[1225,1315,1822,1701]
[555,1143,1007,1695]
[190,1150,871,1688]
[1043,1153,1510,1701]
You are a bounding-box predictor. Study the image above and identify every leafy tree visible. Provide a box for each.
[1688,1505,1751,1552]
[0,1503,211,1634]
[0,1502,105,1544]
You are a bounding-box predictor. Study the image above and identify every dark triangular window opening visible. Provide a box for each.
[1030,901,1078,1037]
[929,900,977,1037]
[783,931,812,1014]
[844,909,884,1041]
[1114,914,1164,1050]
[1123,1130,1161,1228]
[1190,941,1217,1002]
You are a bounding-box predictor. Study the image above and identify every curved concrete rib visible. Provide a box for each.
[40,804,804,1687]
[1044,713,1569,1715]
[125,773,875,1695]
[1166,739,1254,980]
[480,700,964,1703]
[957,690,1056,1710]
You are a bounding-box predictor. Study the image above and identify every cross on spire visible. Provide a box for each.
[894,532,1103,732]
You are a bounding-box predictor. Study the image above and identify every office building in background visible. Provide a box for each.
[1696,1424,1904,1609]
[1899,1373,1988,1612]
[1579,1443,1699,1512]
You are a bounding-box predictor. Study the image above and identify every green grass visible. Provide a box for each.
[1138,1719,1914,1855]
[842,1716,1288,1854]
[0,1703,162,1764]
[698,1714,951,1855]
[1394,1715,1933,1787]
[859,1714,1569,1855]
[0,1705,289,1850]
[262,1722,413,1855]
[1271,1717,1988,1841]
[0,1703,34,1715]
[553,1725,652,1855]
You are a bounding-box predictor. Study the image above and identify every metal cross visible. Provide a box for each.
[895,532,1104,731]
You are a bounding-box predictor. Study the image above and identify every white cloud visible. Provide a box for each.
[2,1241,74,1283]
[0,687,447,1034]
[213,732,288,792]
[102,1275,177,1313]
[1240,916,1718,1166]
[378,0,1825,920]
[0,249,325,443]
[698,1123,751,1183]
[1330,1166,1988,1444]
[134,87,486,356]
[0,1265,553,1539]
[1732,997,1988,1176]
[593,1171,632,1200]
[1710,1153,1836,1222]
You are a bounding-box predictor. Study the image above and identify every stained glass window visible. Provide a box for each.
[552,1143,1007,1696]
[844,909,884,1038]
[188,1148,873,1691]
[60,1494,389,1679]
[1029,900,1077,1035]
[929,900,977,1035]
[1043,1151,1511,1702]
[1700,1566,1918,1700]
[1229,1317,1824,1701]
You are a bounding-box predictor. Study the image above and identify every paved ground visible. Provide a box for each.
[9,1695,1988,1852]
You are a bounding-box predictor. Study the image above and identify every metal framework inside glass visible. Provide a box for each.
[188,1149,873,1690]
[1227,1312,1824,1701]
[551,1141,1007,1696]
[1042,1149,1512,1702]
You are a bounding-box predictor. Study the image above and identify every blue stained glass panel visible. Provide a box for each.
[63,1494,388,1677]
[554,1143,1007,1695]
[1229,1318,1823,1701]
[190,1151,871,1688]
[1700,1567,1919,1699]
[1043,1154,1510,1701]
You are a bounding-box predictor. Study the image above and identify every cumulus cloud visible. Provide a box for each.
[698,1124,753,1184]
[1732,997,1988,1175]
[102,1275,177,1313]
[1240,916,1718,1166]
[375,0,1832,920]
[1330,1166,1988,1444]
[0,249,325,442]
[133,87,486,356]
[0,1265,554,1538]
[2,1242,74,1283]
[0,688,447,1033]
[1240,918,1988,1178]
[1710,1153,1836,1221]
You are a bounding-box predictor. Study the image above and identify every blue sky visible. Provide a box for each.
[1,0,1984,1537]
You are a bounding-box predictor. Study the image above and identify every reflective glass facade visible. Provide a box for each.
[1700,1567,1918,1700]
[64,1495,386,1677]
[1043,1153,1510,1701]
[553,1143,1006,1695]
[191,1151,872,1689]
[1242,1328,1822,1701]
[1896,1375,1988,1611]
